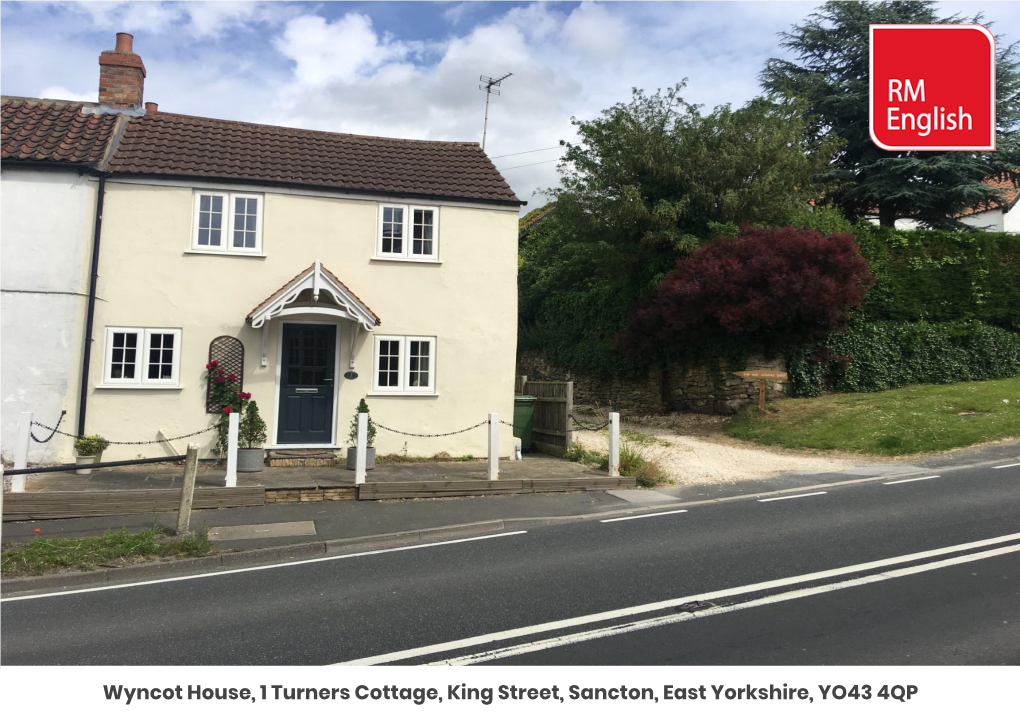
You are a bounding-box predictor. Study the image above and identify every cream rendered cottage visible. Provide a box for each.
[6,34,524,463]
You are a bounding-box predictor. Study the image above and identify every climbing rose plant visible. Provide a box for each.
[205,360,253,455]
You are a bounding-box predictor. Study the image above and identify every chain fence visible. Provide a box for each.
[568,413,612,432]
[372,419,490,438]
[29,411,215,446]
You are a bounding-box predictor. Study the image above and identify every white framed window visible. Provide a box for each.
[192,191,263,254]
[376,204,439,261]
[102,327,182,387]
[372,335,436,393]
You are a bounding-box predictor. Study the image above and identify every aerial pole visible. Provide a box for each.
[479,72,512,151]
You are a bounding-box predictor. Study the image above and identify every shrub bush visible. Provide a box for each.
[618,226,874,366]
[787,318,1020,396]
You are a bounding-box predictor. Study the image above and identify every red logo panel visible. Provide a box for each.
[870,24,995,151]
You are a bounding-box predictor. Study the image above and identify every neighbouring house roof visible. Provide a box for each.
[519,204,554,231]
[246,261,381,330]
[105,110,523,205]
[959,175,1020,217]
[0,96,121,167]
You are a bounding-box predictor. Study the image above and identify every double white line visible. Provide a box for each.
[338,531,1020,666]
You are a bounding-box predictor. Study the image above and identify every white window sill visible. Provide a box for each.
[367,392,439,397]
[96,384,183,390]
[185,250,266,258]
[370,256,441,265]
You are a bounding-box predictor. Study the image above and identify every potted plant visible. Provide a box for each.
[237,401,267,473]
[74,434,110,475]
[346,398,377,470]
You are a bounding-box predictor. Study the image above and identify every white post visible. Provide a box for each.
[355,412,368,485]
[487,413,499,481]
[225,411,239,487]
[608,412,620,478]
[12,411,32,493]
[14,411,32,471]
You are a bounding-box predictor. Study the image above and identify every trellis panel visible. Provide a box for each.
[206,335,245,413]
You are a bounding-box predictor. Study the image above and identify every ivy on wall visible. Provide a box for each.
[787,318,1020,396]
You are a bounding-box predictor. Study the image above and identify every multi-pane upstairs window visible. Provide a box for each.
[381,206,404,255]
[196,194,224,247]
[192,191,262,254]
[412,209,434,257]
[233,196,259,249]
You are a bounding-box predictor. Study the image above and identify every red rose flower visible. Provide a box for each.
[245,392,252,400]
[227,373,237,381]
[215,376,225,385]
[224,406,233,414]
[210,360,219,368]
[205,362,212,370]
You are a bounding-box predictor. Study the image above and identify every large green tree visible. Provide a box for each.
[761,1,1020,228]
[518,84,838,377]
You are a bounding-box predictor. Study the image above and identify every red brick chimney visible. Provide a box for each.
[98,32,145,107]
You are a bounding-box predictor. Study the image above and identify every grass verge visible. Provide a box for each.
[1,527,213,577]
[725,378,1020,456]
[565,442,670,487]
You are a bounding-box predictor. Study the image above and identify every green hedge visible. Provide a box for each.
[787,319,1020,396]
[854,225,1020,331]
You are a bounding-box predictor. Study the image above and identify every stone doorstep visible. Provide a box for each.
[267,448,344,468]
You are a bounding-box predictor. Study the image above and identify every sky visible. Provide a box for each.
[2,1,1018,209]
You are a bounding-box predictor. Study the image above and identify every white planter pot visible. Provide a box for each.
[346,447,376,470]
[237,448,265,473]
[75,452,102,475]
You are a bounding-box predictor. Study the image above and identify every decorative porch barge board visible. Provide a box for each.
[356,475,635,500]
[2,486,264,521]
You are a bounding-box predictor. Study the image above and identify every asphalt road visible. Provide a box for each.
[2,460,1018,665]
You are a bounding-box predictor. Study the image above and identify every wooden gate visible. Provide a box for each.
[518,377,573,456]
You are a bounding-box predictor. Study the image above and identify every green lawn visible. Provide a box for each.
[1,527,212,577]
[725,378,1020,456]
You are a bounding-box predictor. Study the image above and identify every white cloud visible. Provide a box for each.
[273,13,414,86]
[38,85,98,102]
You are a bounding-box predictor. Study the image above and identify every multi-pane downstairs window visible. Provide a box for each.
[373,335,436,393]
[104,328,182,387]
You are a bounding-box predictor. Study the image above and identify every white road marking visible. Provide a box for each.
[883,475,940,485]
[600,509,688,523]
[0,531,528,603]
[992,463,1020,469]
[757,491,827,503]
[335,531,1020,666]
[427,543,1020,665]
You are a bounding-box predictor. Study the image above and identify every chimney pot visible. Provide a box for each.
[115,32,134,53]
[145,102,158,114]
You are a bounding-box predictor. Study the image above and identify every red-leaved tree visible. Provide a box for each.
[617,226,874,362]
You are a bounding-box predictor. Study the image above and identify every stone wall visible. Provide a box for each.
[516,350,788,415]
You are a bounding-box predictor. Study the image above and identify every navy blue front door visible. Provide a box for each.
[277,324,336,444]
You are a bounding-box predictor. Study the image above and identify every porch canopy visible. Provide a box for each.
[246,260,380,366]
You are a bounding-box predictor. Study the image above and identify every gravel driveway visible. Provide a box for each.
[573,414,858,486]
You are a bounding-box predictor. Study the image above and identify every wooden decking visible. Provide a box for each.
[2,486,264,521]
[357,476,636,500]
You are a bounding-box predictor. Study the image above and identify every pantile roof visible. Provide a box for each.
[1,97,121,166]
[105,111,522,205]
